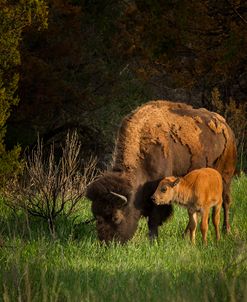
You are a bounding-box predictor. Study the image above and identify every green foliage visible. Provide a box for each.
[0,145,23,185]
[0,0,48,186]
[0,174,246,301]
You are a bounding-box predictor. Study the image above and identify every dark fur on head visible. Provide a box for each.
[86,172,132,204]
[86,173,140,243]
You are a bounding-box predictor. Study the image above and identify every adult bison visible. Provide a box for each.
[86,100,237,243]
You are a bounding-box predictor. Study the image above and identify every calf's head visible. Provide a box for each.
[86,173,138,244]
[152,176,180,205]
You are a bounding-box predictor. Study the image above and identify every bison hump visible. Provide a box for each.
[112,100,233,172]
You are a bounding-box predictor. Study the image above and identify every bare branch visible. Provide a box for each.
[3,130,99,237]
[226,0,247,25]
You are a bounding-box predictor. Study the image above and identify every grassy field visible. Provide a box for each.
[0,174,246,302]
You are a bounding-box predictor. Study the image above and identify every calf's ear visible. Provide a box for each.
[171,178,180,187]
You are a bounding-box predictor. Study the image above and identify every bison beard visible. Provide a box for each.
[86,100,237,244]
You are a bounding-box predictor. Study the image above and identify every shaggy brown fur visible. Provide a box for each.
[152,168,223,244]
[86,100,237,243]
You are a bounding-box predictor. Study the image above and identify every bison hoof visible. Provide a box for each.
[222,225,231,234]
[149,231,158,242]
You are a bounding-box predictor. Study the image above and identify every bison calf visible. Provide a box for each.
[152,168,223,244]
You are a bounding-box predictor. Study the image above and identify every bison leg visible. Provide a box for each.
[148,220,158,241]
[148,205,173,241]
[222,185,232,234]
[147,208,159,240]
[222,202,230,234]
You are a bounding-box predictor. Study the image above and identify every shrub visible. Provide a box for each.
[3,131,98,238]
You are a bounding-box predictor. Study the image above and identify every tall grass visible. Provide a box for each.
[0,175,246,301]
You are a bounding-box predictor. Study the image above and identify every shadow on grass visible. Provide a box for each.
[1,263,246,302]
[0,208,96,244]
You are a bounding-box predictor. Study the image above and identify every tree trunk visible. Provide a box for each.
[48,217,56,239]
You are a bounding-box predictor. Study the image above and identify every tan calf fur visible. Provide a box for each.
[152,168,223,244]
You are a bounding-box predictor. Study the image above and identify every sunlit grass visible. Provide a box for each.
[0,175,246,301]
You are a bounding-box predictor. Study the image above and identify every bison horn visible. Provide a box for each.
[110,191,128,205]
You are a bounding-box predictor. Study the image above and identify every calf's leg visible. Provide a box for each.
[200,208,210,245]
[188,211,197,244]
[212,202,222,241]
[183,209,192,238]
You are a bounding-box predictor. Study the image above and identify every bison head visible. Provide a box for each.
[86,173,139,243]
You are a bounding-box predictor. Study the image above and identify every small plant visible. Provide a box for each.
[4,131,98,238]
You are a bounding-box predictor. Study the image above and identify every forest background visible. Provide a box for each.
[0,1,247,301]
[0,0,247,182]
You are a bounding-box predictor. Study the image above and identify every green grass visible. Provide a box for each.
[0,175,247,302]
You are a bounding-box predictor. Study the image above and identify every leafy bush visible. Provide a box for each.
[0,0,48,186]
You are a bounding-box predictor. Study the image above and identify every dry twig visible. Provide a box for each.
[4,131,98,238]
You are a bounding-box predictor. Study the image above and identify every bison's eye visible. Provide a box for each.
[160,186,167,193]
